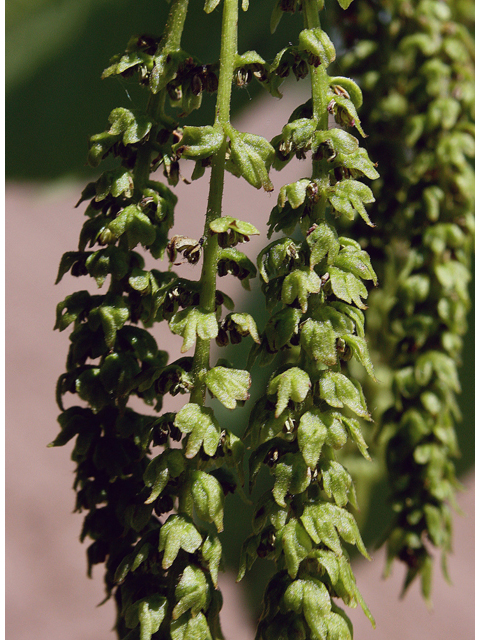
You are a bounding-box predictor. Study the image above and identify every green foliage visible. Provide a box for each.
[52,0,473,638]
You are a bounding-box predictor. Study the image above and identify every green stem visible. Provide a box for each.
[161,0,190,51]
[133,0,189,191]
[215,0,238,126]
[190,0,238,405]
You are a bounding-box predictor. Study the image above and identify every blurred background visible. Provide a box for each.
[6,1,474,639]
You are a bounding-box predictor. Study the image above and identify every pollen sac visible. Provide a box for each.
[166,235,203,265]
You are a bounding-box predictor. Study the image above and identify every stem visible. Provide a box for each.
[133,0,189,191]
[161,0,190,51]
[215,0,238,126]
[190,0,238,405]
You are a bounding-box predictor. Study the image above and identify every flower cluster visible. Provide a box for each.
[337,0,474,600]
[236,0,379,637]
[52,0,473,637]
[51,1,276,638]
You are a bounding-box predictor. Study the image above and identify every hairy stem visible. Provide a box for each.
[161,0,190,51]
[190,0,238,405]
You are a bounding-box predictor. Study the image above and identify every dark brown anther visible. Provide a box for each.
[120,67,135,79]
[276,61,291,78]
[191,74,203,96]
[156,129,171,146]
[295,149,307,160]
[164,160,180,185]
[136,34,158,55]
[231,262,241,277]
[307,53,322,67]
[169,425,182,441]
[89,197,104,211]
[216,328,230,347]
[174,145,186,158]
[178,290,193,308]
[229,330,242,345]
[154,495,174,516]
[202,67,219,93]
[280,0,297,12]
[183,245,202,265]
[71,261,88,277]
[152,419,171,446]
[289,332,300,346]
[166,237,178,264]
[172,129,183,144]
[293,59,309,80]
[163,297,176,314]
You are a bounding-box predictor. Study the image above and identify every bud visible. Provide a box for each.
[97,228,116,245]
[334,104,356,129]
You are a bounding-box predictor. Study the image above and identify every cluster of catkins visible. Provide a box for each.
[52,0,473,638]
[336,0,474,600]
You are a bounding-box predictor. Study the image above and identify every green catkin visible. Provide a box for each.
[52,1,278,638]
[336,0,474,601]
[51,0,473,637]
[238,1,379,637]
